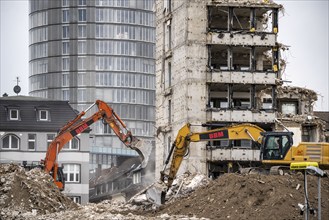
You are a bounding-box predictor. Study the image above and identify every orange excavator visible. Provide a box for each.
[41,100,150,190]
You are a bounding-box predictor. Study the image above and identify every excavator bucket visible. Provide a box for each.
[145,181,167,206]
[130,139,153,168]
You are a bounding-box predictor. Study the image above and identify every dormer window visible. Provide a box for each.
[10,109,19,120]
[6,106,21,121]
[36,106,50,121]
[39,110,49,121]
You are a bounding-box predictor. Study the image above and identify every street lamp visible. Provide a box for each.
[290,162,326,220]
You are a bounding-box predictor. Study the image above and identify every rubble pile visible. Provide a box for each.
[128,173,210,208]
[165,173,210,201]
[2,164,329,220]
[0,164,78,219]
[150,173,329,219]
[32,200,207,220]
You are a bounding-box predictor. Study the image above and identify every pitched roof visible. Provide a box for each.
[314,111,329,130]
[0,96,79,132]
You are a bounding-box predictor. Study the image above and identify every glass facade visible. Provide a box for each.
[29,0,155,170]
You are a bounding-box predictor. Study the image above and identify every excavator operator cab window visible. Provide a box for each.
[263,135,291,160]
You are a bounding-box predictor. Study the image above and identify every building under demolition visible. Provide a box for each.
[155,0,327,178]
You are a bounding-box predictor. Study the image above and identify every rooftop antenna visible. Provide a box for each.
[13,77,21,96]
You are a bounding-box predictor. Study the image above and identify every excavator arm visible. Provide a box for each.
[147,123,265,205]
[42,100,150,190]
[161,123,265,188]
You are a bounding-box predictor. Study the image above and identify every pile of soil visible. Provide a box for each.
[0,164,78,219]
[1,163,328,220]
[151,172,329,219]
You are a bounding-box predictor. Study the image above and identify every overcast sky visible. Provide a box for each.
[0,0,328,111]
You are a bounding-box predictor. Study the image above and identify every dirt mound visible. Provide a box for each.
[0,164,78,219]
[152,173,329,220]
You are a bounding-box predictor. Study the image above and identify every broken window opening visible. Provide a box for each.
[210,45,274,72]
[231,8,250,31]
[302,125,317,142]
[279,100,299,115]
[208,6,229,31]
[164,60,172,88]
[210,98,228,108]
[232,47,251,71]
[208,84,252,110]
[168,99,172,124]
[262,98,273,109]
[255,47,272,72]
[208,6,278,33]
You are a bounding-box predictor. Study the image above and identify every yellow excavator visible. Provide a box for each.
[147,123,329,205]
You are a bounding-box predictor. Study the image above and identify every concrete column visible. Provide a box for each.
[272,85,276,110]
[227,46,232,70]
[272,8,278,33]
[228,7,233,31]
[272,46,279,74]
[250,47,256,71]
[228,84,233,109]
[250,84,256,109]
[250,8,256,32]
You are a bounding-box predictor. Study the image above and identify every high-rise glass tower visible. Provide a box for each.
[29,0,155,171]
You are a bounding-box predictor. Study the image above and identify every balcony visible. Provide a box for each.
[207,71,276,85]
[207,148,260,162]
[206,109,275,123]
[207,32,276,47]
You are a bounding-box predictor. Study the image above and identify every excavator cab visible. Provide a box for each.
[261,132,294,160]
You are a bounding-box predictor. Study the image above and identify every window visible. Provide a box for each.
[62,0,69,6]
[62,41,70,54]
[165,60,171,88]
[78,57,85,70]
[69,196,81,204]
[62,57,70,71]
[9,109,19,120]
[78,25,86,38]
[78,73,85,86]
[262,98,273,109]
[62,26,69,38]
[78,41,86,54]
[168,100,171,124]
[28,134,36,150]
[281,101,298,115]
[133,171,141,184]
[302,125,316,142]
[62,89,70,101]
[39,110,49,121]
[63,164,80,183]
[62,73,69,87]
[2,134,19,149]
[47,134,55,148]
[78,89,86,102]
[78,0,86,6]
[62,9,69,23]
[78,9,87,22]
[63,137,79,150]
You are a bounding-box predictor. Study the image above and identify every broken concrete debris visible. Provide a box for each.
[0,163,78,219]
[1,164,328,219]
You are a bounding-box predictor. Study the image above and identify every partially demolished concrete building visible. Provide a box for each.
[155,0,327,178]
[262,86,327,144]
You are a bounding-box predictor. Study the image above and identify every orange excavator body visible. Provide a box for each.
[42,100,147,190]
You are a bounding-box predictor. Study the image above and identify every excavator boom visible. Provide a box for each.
[148,123,265,205]
[42,100,151,190]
